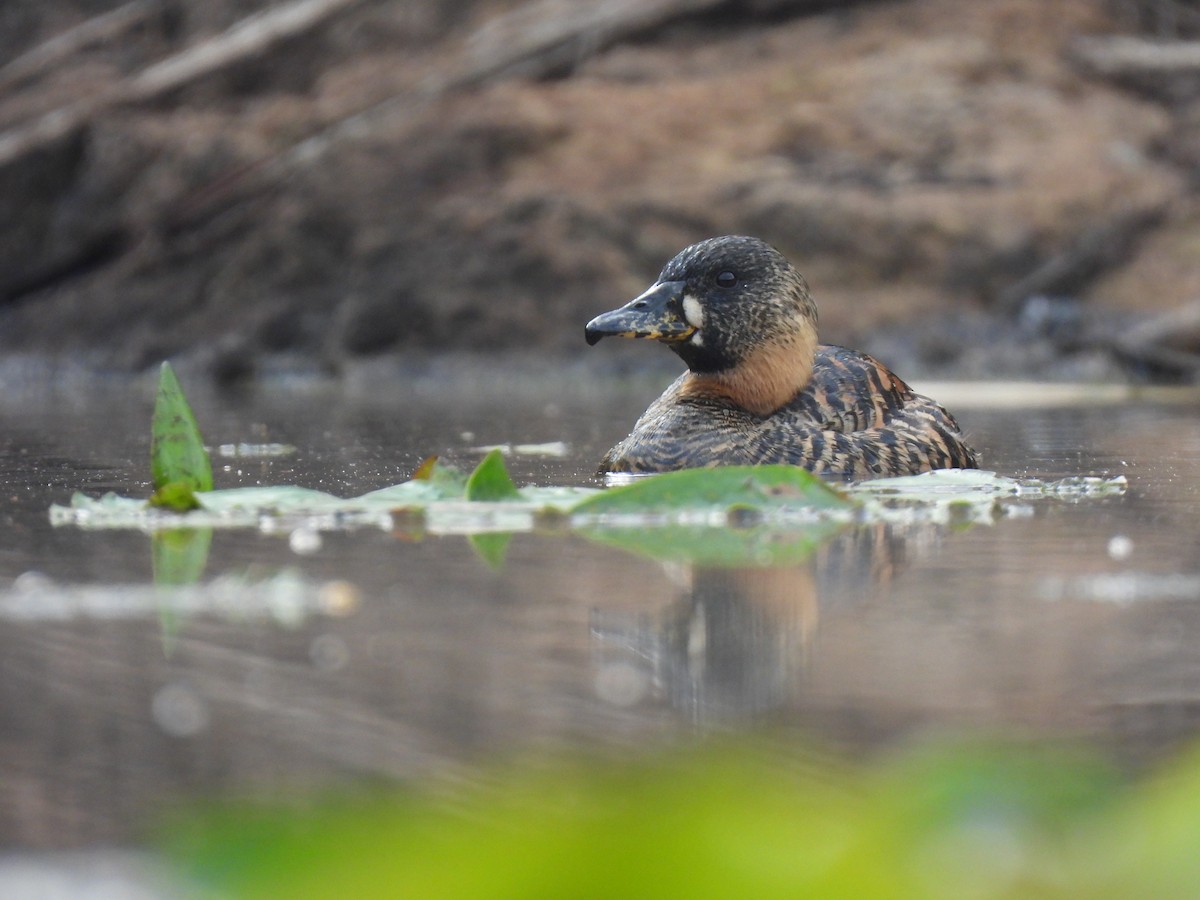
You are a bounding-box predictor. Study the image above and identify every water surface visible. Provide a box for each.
[2,364,1200,849]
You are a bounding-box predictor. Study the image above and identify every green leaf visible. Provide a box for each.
[151,362,213,493]
[573,465,852,517]
[148,480,202,511]
[465,449,520,502]
[166,741,1144,900]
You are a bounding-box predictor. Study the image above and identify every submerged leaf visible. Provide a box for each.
[151,362,213,493]
[465,449,520,502]
[582,521,847,567]
[152,528,214,586]
[469,532,513,569]
[152,526,214,655]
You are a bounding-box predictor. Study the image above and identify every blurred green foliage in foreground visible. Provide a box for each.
[165,737,1200,899]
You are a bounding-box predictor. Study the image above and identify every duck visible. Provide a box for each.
[584,235,977,480]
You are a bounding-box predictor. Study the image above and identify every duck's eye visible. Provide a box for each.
[715,271,737,289]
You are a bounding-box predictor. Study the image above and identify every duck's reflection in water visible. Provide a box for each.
[590,522,930,722]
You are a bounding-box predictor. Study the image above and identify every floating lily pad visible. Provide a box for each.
[851,468,1020,496]
[56,407,1131,577]
[195,486,344,513]
[850,468,1128,499]
[53,462,1126,543]
[358,480,466,508]
[572,466,852,518]
[410,455,469,494]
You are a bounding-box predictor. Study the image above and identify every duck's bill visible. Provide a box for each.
[584,280,695,346]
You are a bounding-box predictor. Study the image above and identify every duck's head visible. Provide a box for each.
[585,235,819,415]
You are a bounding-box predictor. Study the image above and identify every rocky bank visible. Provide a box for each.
[2,0,1200,381]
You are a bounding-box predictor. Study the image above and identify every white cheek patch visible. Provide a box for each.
[681,295,705,329]
[689,332,704,346]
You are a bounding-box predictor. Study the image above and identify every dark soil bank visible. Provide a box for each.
[3,0,1200,380]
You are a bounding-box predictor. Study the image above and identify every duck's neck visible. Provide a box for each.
[681,324,817,417]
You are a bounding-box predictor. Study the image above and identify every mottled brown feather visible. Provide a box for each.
[592,236,978,480]
[601,345,977,480]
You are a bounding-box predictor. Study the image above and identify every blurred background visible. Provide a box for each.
[10,5,1200,894]
[2,0,1199,382]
